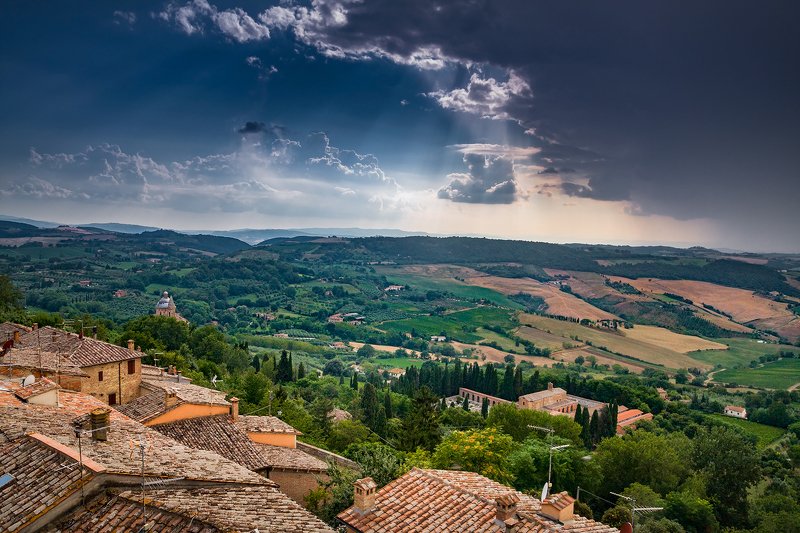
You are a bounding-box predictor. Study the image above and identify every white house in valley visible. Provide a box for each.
[724,405,747,419]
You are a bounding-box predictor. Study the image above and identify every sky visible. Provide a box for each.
[1,1,798,252]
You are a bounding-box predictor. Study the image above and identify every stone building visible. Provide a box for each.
[0,324,144,405]
[155,290,188,322]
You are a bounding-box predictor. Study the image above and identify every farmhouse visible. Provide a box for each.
[724,405,748,419]
[337,468,618,532]
[384,284,405,292]
[431,335,447,342]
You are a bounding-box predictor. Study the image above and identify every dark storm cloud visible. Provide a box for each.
[258,0,800,235]
[438,153,517,204]
[238,121,267,134]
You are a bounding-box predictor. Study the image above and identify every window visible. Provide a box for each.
[128,359,136,375]
[98,371,103,382]
[108,393,117,405]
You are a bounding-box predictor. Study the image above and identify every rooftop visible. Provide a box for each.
[14,376,58,400]
[519,386,567,403]
[337,468,619,533]
[14,326,145,368]
[0,389,265,485]
[236,414,302,435]
[0,433,103,531]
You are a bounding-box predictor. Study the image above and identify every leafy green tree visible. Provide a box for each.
[327,419,373,452]
[431,427,516,485]
[305,463,359,525]
[664,491,718,533]
[691,427,760,527]
[637,518,686,533]
[401,386,441,452]
[121,315,191,351]
[344,442,402,487]
[439,407,485,429]
[242,370,269,405]
[310,397,334,437]
[297,362,306,379]
[486,403,582,444]
[357,344,376,358]
[508,436,589,493]
[0,275,23,315]
[189,325,229,363]
[593,430,691,496]
[601,506,632,528]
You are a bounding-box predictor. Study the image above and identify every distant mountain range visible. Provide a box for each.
[0,215,436,244]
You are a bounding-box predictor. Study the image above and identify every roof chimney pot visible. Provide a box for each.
[127,339,134,353]
[13,330,20,344]
[230,396,239,422]
[547,382,554,391]
[90,408,111,441]
[353,477,378,514]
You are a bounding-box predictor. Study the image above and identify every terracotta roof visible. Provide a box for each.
[13,377,58,400]
[15,326,144,368]
[617,409,653,424]
[56,491,220,532]
[0,434,99,532]
[544,492,575,511]
[252,442,329,472]
[337,468,619,533]
[0,322,30,340]
[114,389,172,423]
[725,405,746,413]
[116,486,335,532]
[0,346,87,376]
[0,390,266,485]
[153,415,274,473]
[330,407,353,422]
[519,387,567,402]
[236,414,302,435]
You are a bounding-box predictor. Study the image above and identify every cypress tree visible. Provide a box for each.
[384,392,394,419]
[297,362,306,379]
[339,374,345,386]
[462,395,470,411]
[375,406,387,437]
[501,363,515,400]
[513,367,523,399]
[360,382,379,430]
[440,397,447,411]
[288,353,294,381]
[574,404,583,423]
[251,354,261,372]
[401,386,441,452]
[481,397,489,419]
[589,410,601,446]
[276,350,292,383]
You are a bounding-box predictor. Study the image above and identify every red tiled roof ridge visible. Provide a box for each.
[412,468,506,506]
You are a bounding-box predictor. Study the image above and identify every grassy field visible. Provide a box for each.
[518,314,716,370]
[514,325,573,351]
[623,325,727,353]
[707,414,785,447]
[379,307,516,344]
[713,358,800,389]
[476,327,519,351]
[367,357,426,369]
[689,338,800,368]
[379,269,523,308]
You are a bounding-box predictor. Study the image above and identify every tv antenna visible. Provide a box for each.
[528,425,569,497]
[610,492,664,529]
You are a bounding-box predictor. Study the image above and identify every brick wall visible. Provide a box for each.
[268,469,329,507]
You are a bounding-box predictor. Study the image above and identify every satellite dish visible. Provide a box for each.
[540,482,549,502]
[22,375,35,387]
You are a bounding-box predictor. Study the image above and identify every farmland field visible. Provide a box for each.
[610,276,800,341]
[379,307,516,344]
[688,338,800,368]
[713,358,800,389]
[449,341,553,367]
[707,414,785,447]
[515,325,574,351]
[622,325,727,353]
[378,267,523,308]
[518,314,721,369]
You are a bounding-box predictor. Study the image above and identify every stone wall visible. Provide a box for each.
[80,358,141,405]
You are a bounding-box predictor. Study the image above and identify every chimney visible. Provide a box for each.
[539,492,575,524]
[229,396,239,422]
[127,339,134,353]
[13,330,20,344]
[79,329,83,340]
[547,382,554,391]
[495,492,520,527]
[32,323,38,330]
[165,388,179,409]
[176,370,182,382]
[353,477,378,514]
[90,408,111,441]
